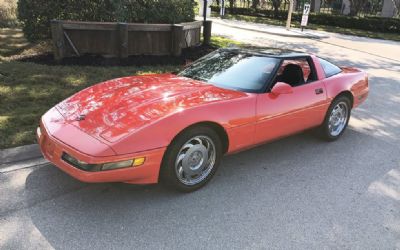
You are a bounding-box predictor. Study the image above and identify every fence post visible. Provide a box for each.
[51,20,65,61]
[118,22,129,58]
[203,20,212,45]
[171,24,184,56]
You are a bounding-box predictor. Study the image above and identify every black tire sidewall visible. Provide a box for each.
[160,126,222,192]
[321,96,351,141]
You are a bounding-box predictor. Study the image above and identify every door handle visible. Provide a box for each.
[315,88,324,95]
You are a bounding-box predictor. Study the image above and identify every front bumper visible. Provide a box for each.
[37,123,166,184]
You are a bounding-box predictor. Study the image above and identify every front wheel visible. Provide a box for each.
[318,96,351,141]
[160,126,222,192]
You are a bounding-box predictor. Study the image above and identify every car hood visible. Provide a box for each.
[56,73,246,143]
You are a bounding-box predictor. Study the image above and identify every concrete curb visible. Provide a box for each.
[210,18,329,39]
[0,144,42,165]
[0,157,49,173]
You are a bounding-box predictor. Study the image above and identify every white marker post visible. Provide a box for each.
[301,3,311,32]
[286,0,294,30]
[220,0,225,16]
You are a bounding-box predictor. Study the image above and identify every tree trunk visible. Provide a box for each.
[349,0,365,16]
[310,0,315,12]
[252,0,260,9]
[272,0,281,17]
[229,0,235,13]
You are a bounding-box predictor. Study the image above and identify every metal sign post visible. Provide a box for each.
[301,3,311,31]
[203,0,207,22]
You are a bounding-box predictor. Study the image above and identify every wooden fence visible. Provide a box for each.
[51,20,211,61]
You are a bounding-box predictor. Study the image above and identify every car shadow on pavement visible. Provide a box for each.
[13,128,399,249]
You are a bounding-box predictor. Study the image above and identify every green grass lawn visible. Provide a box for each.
[0,28,240,149]
[218,14,400,42]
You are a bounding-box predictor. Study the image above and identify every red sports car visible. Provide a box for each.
[38,48,368,192]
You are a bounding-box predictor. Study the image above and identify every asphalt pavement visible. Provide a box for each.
[1,21,400,249]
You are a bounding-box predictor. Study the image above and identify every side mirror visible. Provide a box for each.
[271,82,293,95]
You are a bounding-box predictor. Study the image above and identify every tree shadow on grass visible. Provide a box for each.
[0,28,31,57]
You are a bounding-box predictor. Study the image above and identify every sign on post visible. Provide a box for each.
[199,0,213,18]
[301,3,310,30]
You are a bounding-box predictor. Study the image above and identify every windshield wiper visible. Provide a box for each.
[192,75,208,82]
[180,75,207,82]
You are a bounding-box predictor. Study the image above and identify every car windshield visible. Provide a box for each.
[178,50,280,92]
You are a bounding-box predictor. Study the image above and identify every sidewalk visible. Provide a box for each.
[208,17,330,39]
[0,144,42,165]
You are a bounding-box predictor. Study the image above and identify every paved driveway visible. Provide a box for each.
[1,22,400,249]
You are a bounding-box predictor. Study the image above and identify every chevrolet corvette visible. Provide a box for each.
[38,48,369,191]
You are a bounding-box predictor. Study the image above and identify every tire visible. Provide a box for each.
[318,95,351,141]
[160,126,223,192]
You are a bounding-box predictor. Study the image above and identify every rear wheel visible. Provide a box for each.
[318,95,351,141]
[160,126,222,192]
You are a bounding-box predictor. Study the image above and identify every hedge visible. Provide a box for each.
[18,0,196,42]
[211,6,400,33]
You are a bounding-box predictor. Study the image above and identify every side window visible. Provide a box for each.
[274,58,316,88]
[319,58,342,78]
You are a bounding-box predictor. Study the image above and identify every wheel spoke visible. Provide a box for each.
[176,153,186,165]
[193,137,203,145]
[181,143,193,153]
[178,166,184,178]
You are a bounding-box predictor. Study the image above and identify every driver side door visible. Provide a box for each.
[254,58,329,144]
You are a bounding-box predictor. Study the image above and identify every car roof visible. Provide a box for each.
[220,47,310,58]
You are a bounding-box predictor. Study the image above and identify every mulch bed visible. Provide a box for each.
[16,44,217,67]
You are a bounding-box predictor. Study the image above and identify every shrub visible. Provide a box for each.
[307,14,400,33]
[18,0,196,42]
[0,0,17,27]
[211,6,400,33]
